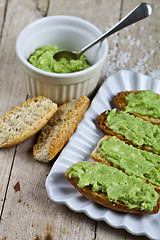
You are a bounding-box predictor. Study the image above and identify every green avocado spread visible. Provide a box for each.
[28,45,90,73]
[106,109,160,154]
[125,90,160,118]
[66,161,159,211]
[99,136,160,186]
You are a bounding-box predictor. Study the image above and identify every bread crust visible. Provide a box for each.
[91,135,160,193]
[65,164,160,214]
[114,90,160,125]
[0,96,57,148]
[33,96,90,162]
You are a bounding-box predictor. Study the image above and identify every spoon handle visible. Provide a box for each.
[79,3,152,56]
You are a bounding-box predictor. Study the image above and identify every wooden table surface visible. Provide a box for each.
[0,0,160,239]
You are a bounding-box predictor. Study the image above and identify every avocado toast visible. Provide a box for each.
[114,90,160,125]
[65,90,160,214]
[97,109,160,154]
[65,161,160,214]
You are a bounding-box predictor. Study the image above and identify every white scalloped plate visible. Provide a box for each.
[45,70,160,240]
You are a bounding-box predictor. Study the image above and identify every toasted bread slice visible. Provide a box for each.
[97,110,160,154]
[33,96,90,162]
[91,135,160,193]
[114,90,140,111]
[0,96,58,147]
[114,90,160,125]
[97,111,134,144]
[65,162,160,214]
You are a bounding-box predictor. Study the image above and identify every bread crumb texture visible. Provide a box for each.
[0,96,57,147]
[33,95,90,162]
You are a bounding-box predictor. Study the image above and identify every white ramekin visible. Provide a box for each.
[16,15,108,105]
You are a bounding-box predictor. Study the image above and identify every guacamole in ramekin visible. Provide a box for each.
[28,45,90,73]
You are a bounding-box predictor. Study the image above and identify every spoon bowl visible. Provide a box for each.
[53,3,152,62]
[53,50,80,61]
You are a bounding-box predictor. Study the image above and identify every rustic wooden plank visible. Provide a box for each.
[96,221,148,240]
[0,147,16,212]
[0,0,9,213]
[116,0,160,75]
[0,0,18,214]
[95,221,126,240]
[0,0,159,240]
[0,0,51,114]
[0,0,96,239]
[0,0,7,34]
[0,0,48,229]
[125,232,148,240]
[0,136,95,239]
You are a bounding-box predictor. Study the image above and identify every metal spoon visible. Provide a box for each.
[53,3,152,62]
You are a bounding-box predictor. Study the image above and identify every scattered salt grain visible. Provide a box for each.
[140,26,144,31]
[136,40,140,47]
[100,27,159,80]
[150,50,155,55]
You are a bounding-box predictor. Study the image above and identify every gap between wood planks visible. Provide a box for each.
[0,146,17,221]
[0,0,8,47]
[36,0,50,17]
[0,95,28,221]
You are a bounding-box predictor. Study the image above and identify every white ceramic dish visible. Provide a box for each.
[45,70,160,240]
[16,15,108,105]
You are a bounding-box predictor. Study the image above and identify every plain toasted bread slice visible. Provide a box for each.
[114,90,160,125]
[91,135,160,193]
[65,162,160,214]
[33,96,90,162]
[0,96,58,147]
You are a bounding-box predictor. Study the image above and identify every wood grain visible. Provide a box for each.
[0,0,159,239]
[116,0,160,74]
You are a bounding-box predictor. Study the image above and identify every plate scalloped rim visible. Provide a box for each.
[46,70,160,240]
